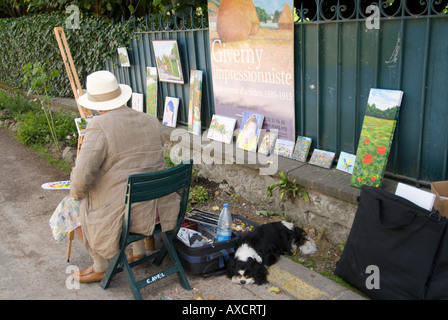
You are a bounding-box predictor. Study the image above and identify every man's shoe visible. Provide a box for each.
[72,265,105,283]
[127,250,147,263]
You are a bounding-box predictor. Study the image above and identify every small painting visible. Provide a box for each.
[74,116,96,137]
[258,131,278,156]
[336,151,356,174]
[274,139,295,158]
[131,93,143,112]
[162,97,180,128]
[236,112,264,152]
[117,47,131,67]
[207,115,237,144]
[309,149,336,169]
[146,67,158,116]
[187,70,203,136]
[152,40,185,84]
[292,136,312,162]
[351,88,403,188]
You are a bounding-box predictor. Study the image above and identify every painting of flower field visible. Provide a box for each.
[351,89,403,188]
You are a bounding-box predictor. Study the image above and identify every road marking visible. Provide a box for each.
[267,265,328,300]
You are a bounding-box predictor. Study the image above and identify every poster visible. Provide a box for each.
[187,70,203,135]
[208,0,295,141]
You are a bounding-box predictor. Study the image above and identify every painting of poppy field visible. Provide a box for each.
[351,89,403,188]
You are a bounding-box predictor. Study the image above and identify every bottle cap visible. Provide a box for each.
[223,203,229,207]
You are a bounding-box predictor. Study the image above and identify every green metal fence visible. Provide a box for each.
[104,1,448,186]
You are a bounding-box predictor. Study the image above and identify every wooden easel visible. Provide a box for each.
[54,26,92,262]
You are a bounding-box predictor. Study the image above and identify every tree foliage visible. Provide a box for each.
[0,13,133,97]
[0,0,207,19]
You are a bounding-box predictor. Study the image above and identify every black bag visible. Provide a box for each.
[174,236,237,277]
[335,185,448,300]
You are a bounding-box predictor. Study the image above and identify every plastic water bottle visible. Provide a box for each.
[217,203,232,242]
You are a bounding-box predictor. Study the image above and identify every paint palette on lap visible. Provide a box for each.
[42,180,70,190]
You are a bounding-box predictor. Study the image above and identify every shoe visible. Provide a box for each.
[127,250,147,263]
[144,236,156,251]
[72,265,105,283]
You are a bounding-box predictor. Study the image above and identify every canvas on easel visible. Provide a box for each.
[351,88,403,188]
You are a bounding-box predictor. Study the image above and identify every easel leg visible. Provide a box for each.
[67,230,74,262]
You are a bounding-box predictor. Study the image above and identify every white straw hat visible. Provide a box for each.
[78,71,132,111]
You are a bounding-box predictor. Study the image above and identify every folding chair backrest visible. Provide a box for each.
[122,160,193,241]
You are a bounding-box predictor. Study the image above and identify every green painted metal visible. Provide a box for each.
[100,160,193,300]
[104,3,448,185]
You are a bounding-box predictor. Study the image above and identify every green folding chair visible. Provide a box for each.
[100,160,193,299]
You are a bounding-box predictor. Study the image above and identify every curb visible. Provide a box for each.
[267,256,366,300]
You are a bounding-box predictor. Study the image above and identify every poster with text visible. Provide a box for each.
[208,0,295,141]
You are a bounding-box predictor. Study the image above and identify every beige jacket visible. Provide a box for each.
[70,107,179,260]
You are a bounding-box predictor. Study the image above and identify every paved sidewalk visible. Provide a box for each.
[0,127,364,300]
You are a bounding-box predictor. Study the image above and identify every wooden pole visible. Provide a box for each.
[54,26,91,262]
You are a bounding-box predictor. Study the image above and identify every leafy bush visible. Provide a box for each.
[0,13,133,97]
[15,110,78,147]
[189,185,213,205]
[0,90,39,117]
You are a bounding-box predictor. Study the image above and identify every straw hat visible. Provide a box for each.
[78,71,132,111]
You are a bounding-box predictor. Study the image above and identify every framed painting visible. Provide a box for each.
[236,112,264,152]
[162,97,180,128]
[274,139,295,158]
[258,131,278,156]
[117,47,131,67]
[151,40,185,84]
[146,67,158,116]
[187,70,203,135]
[336,151,356,174]
[131,93,143,112]
[309,149,335,169]
[207,114,237,144]
[292,136,312,162]
[351,89,403,188]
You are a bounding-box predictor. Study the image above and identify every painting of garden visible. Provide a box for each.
[351,89,403,188]
[146,67,158,116]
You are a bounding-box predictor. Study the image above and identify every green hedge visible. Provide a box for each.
[0,13,133,97]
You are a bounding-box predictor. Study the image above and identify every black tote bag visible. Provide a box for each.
[335,185,448,300]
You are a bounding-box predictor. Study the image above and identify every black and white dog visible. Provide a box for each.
[227,221,313,285]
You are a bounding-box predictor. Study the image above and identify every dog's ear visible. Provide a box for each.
[294,227,308,246]
[253,263,269,285]
[226,256,236,278]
